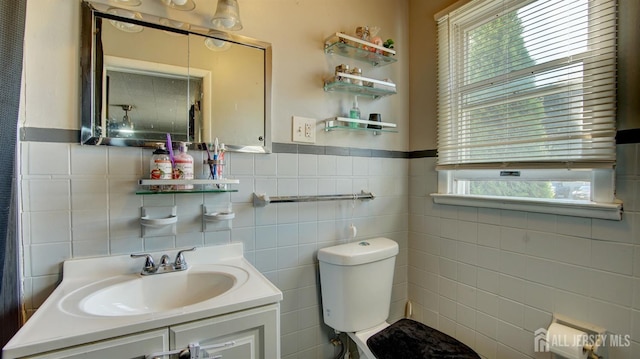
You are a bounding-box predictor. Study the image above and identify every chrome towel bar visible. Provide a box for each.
[252,190,375,207]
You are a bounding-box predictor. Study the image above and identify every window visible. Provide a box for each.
[434,0,621,220]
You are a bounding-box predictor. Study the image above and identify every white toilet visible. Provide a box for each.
[318,237,480,359]
[318,237,399,359]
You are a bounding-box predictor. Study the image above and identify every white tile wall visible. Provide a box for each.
[408,143,640,359]
[20,141,639,358]
[19,142,409,358]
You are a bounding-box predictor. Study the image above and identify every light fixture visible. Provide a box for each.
[204,37,231,51]
[110,0,141,7]
[159,0,196,11]
[106,8,144,33]
[159,18,190,35]
[109,104,135,137]
[211,0,243,31]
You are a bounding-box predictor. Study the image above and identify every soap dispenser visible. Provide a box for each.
[150,143,172,190]
[174,142,194,189]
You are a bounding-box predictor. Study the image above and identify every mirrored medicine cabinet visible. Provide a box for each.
[80,1,272,152]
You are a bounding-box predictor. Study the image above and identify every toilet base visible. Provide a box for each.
[366,318,480,359]
[346,322,390,359]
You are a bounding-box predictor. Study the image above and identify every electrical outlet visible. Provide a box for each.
[292,116,316,143]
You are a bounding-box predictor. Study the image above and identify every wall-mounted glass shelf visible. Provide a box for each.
[136,188,238,195]
[325,117,397,135]
[136,179,239,195]
[324,73,396,99]
[324,32,397,67]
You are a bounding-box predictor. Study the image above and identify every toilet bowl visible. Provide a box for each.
[318,237,480,358]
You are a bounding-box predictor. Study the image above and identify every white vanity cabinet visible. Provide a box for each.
[171,304,280,359]
[17,304,279,359]
[3,244,283,359]
[22,329,169,359]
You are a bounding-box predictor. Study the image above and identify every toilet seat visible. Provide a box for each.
[366,319,480,359]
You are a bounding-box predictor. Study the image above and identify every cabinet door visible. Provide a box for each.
[170,304,280,359]
[23,329,169,359]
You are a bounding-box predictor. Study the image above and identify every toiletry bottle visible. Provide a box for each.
[217,143,226,189]
[349,96,360,128]
[150,143,172,190]
[174,142,194,189]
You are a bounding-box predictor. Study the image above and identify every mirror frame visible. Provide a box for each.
[80,1,272,153]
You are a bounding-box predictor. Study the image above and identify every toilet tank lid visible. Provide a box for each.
[317,237,399,266]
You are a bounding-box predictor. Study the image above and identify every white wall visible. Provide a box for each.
[19,142,409,358]
[407,145,640,359]
[407,0,457,151]
[19,0,411,358]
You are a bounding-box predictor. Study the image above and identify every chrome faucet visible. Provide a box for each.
[131,247,196,275]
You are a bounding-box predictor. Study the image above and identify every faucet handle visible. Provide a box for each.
[130,253,156,273]
[174,247,196,270]
[159,254,171,267]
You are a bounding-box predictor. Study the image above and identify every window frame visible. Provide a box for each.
[434,0,621,220]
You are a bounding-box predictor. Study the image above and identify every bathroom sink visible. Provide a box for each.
[59,265,249,317]
[4,243,283,359]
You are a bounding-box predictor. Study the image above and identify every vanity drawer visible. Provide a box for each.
[169,304,279,359]
[21,329,168,359]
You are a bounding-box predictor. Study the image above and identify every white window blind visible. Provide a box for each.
[436,0,617,170]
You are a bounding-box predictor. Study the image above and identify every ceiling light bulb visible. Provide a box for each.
[221,18,234,28]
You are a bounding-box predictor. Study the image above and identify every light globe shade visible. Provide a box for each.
[160,0,196,11]
[211,0,243,31]
[106,8,143,33]
[204,37,232,51]
[110,0,141,6]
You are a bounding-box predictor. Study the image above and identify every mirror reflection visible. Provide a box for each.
[106,70,201,141]
[188,32,265,148]
[81,2,271,152]
[101,20,192,141]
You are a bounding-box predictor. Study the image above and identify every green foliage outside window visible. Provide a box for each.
[463,11,552,199]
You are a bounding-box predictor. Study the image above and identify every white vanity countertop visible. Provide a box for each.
[3,243,282,358]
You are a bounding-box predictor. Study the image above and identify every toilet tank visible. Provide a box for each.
[318,237,399,333]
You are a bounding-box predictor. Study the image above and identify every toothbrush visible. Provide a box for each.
[203,142,215,179]
[166,133,175,175]
[218,143,225,179]
[212,138,219,180]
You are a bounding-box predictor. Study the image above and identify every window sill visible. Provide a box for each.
[430,194,623,221]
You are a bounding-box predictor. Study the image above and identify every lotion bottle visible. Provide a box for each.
[150,143,172,190]
[174,142,194,189]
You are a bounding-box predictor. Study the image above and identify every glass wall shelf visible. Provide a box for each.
[325,117,397,135]
[324,32,397,67]
[137,179,239,195]
[324,73,396,99]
